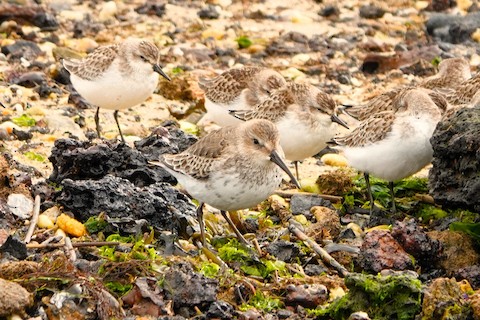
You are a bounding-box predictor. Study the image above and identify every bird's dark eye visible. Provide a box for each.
[253,138,260,145]
[140,55,147,62]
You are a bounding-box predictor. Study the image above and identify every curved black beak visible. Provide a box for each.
[331,114,350,129]
[153,64,171,81]
[270,150,301,189]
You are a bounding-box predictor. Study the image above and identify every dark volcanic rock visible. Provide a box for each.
[163,262,218,312]
[266,240,302,262]
[290,194,333,215]
[391,219,442,269]
[135,1,166,17]
[206,300,236,320]
[429,106,480,213]
[455,265,480,289]
[134,121,198,161]
[426,12,480,43]
[198,5,220,19]
[1,40,43,61]
[359,5,385,19]
[0,4,58,31]
[57,175,196,231]
[358,230,414,273]
[266,31,310,55]
[318,5,339,17]
[49,120,197,188]
[0,236,27,260]
[48,139,175,187]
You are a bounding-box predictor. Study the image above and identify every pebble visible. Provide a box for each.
[359,5,386,19]
[99,1,118,21]
[321,153,348,167]
[7,193,34,219]
[37,214,55,229]
[318,5,340,17]
[43,113,86,139]
[0,279,32,317]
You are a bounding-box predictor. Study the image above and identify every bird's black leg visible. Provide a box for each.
[95,107,102,139]
[113,110,125,143]
[221,210,249,246]
[364,172,374,215]
[389,181,397,213]
[197,202,206,246]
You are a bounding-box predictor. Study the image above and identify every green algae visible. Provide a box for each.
[312,272,422,320]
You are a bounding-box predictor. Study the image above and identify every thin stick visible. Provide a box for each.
[275,190,343,203]
[64,237,77,262]
[288,219,349,277]
[26,241,120,249]
[24,195,41,243]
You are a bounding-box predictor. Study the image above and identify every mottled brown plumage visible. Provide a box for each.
[63,45,119,81]
[344,57,470,121]
[334,111,396,148]
[199,66,286,105]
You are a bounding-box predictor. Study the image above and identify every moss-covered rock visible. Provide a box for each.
[313,271,422,319]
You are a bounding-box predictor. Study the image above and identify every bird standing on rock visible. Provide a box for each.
[152,119,300,246]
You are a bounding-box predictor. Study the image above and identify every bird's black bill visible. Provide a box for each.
[153,64,171,81]
[270,150,301,189]
[331,114,350,129]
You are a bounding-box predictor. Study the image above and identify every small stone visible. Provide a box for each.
[285,283,328,308]
[359,5,386,19]
[44,114,86,139]
[321,153,348,167]
[206,300,235,319]
[7,193,34,219]
[99,1,118,21]
[0,279,32,317]
[265,240,302,262]
[318,5,339,17]
[308,206,341,239]
[290,194,332,215]
[37,214,55,229]
[134,1,166,17]
[198,5,221,19]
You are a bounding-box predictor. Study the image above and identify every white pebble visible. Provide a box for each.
[7,194,34,219]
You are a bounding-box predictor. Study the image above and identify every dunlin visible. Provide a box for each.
[199,66,287,126]
[154,119,300,246]
[343,57,470,121]
[230,82,349,177]
[63,38,171,142]
[332,88,446,213]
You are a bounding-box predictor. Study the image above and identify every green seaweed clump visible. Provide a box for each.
[314,272,422,319]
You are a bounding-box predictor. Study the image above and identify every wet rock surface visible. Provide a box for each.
[391,219,442,269]
[429,106,480,212]
[358,230,414,273]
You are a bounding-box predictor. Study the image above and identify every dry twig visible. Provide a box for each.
[288,219,349,277]
[24,195,41,243]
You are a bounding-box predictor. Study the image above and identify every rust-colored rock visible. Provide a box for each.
[358,230,414,273]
